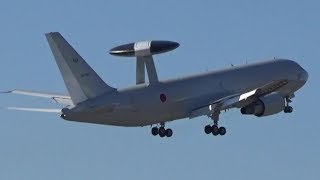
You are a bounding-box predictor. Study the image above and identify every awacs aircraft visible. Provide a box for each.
[3,32,308,138]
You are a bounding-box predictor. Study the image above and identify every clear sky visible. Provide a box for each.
[0,0,318,179]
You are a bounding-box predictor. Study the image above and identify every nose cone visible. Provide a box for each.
[299,68,309,83]
[287,59,308,84]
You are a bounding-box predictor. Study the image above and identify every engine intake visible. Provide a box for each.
[241,93,285,117]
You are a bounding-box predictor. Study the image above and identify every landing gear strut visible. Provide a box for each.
[151,123,173,138]
[204,112,226,136]
[284,97,293,113]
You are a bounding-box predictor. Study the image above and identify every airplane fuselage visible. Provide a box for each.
[64,59,308,127]
[5,33,309,138]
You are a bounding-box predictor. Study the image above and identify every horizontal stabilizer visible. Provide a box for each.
[2,90,70,98]
[7,107,61,113]
[2,90,73,106]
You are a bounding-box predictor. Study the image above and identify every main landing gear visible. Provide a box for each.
[204,120,226,136]
[151,123,173,138]
[204,111,226,136]
[284,97,293,113]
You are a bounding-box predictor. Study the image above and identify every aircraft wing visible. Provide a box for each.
[190,79,288,119]
[2,90,73,106]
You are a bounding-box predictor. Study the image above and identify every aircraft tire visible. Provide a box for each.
[284,106,293,113]
[151,127,159,136]
[212,125,219,136]
[219,127,226,136]
[204,125,212,134]
[159,127,166,137]
[165,129,173,137]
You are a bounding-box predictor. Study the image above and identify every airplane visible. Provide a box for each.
[2,32,308,138]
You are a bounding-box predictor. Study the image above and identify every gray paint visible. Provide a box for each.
[64,59,308,127]
[46,33,116,104]
[9,32,308,128]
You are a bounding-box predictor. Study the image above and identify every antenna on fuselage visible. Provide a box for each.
[109,41,179,84]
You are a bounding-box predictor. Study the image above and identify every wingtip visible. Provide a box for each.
[0,107,14,111]
[0,90,13,94]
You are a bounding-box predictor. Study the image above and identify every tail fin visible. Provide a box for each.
[45,32,116,105]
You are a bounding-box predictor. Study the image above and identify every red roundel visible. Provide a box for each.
[160,94,167,102]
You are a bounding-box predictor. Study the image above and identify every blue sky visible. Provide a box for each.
[0,0,318,179]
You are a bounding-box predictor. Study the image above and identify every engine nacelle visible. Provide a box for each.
[109,40,179,57]
[240,93,285,117]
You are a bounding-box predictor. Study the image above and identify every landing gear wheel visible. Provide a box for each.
[219,127,226,136]
[212,125,219,136]
[151,127,159,136]
[159,127,166,137]
[284,97,293,113]
[204,125,212,134]
[284,106,293,113]
[165,129,173,137]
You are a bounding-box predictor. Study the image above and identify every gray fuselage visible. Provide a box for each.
[64,59,308,127]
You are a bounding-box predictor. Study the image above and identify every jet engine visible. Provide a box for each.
[240,93,285,117]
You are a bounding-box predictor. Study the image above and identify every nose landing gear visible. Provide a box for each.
[284,97,293,113]
[284,106,293,113]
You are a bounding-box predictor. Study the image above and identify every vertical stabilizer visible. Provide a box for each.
[45,32,116,105]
